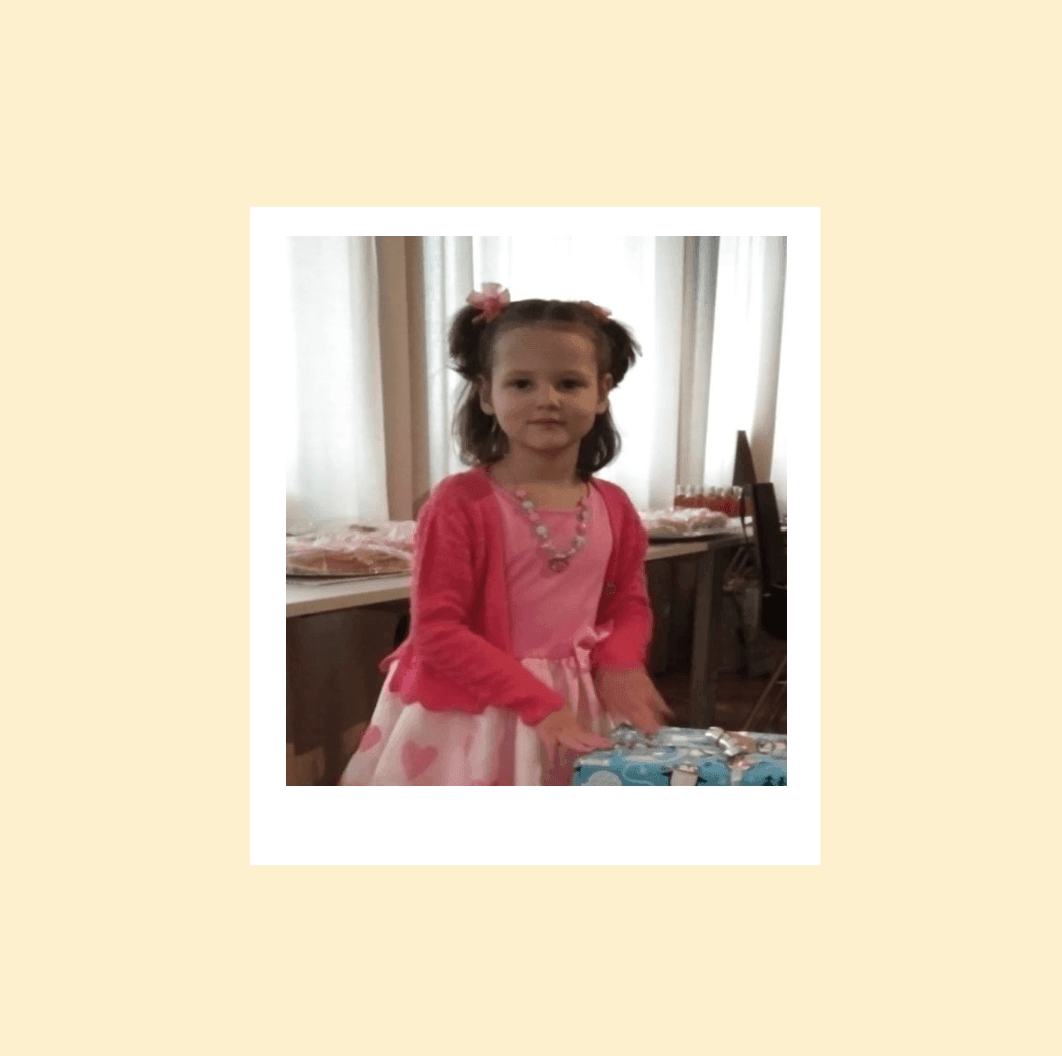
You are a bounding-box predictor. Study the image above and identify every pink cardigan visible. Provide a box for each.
[378,464,654,726]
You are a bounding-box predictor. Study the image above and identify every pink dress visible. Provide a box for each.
[339,477,616,785]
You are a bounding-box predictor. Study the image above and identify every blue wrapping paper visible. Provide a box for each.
[572,725,787,786]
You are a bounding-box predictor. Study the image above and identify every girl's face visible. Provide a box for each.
[478,324,612,460]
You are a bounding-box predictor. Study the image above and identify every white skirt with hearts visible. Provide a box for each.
[338,628,615,786]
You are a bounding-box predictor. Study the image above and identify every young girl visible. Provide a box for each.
[339,284,671,785]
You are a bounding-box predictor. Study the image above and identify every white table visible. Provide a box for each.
[286,572,414,618]
[286,526,751,727]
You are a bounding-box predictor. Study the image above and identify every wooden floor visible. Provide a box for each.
[653,665,786,733]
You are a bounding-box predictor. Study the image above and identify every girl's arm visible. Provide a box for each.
[409,486,566,726]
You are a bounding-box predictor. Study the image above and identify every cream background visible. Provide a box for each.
[8,1,1057,1053]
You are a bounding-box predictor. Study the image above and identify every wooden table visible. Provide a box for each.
[286,527,750,727]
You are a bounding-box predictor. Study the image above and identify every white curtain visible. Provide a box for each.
[283,237,389,531]
[283,235,789,524]
[697,236,788,504]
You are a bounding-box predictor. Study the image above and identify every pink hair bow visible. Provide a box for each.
[467,283,511,323]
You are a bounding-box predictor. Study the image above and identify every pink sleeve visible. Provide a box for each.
[410,485,566,726]
[592,499,654,672]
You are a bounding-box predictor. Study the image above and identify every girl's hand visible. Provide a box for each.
[593,668,672,735]
[535,706,613,764]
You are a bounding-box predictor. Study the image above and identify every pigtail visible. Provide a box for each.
[598,316,640,388]
[447,305,487,382]
[450,304,509,465]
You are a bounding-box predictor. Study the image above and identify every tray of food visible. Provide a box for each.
[286,522,416,578]
[640,508,734,541]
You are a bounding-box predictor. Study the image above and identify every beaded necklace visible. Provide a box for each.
[489,467,591,573]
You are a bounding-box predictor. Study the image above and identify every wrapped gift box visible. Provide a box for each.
[572,725,787,786]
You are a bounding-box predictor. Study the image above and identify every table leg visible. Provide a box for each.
[321,618,352,785]
[689,540,743,728]
[689,548,717,728]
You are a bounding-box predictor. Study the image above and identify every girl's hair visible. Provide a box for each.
[449,298,641,481]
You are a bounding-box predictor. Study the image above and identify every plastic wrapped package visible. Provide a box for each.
[640,507,731,539]
[286,521,417,577]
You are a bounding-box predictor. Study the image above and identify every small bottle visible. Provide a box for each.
[693,485,706,508]
[706,486,721,512]
[674,485,689,509]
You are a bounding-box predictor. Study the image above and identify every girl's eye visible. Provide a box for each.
[512,379,583,389]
